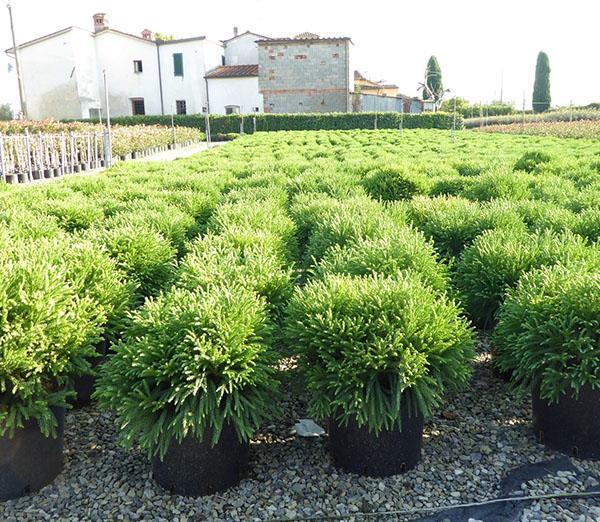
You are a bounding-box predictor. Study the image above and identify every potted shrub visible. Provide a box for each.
[62,241,133,407]
[0,238,102,501]
[285,273,474,476]
[95,285,280,496]
[456,228,597,329]
[493,263,600,459]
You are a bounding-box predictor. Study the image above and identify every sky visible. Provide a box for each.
[1,0,599,112]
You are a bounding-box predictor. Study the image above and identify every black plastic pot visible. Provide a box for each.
[532,383,600,459]
[17,173,27,183]
[71,338,108,408]
[329,403,424,477]
[152,423,249,496]
[31,170,40,180]
[5,174,17,184]
[53,168,61,177]
[0,406,65,501]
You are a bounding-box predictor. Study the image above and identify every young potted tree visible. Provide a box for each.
[493,263,600,459]
[285,273,474,477]
[95,285,280,496]
[0,237,101,501]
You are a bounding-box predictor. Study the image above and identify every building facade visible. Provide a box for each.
[257,34,352,113]
[6,15,427,119]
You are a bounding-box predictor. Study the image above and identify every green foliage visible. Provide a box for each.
[456,229,599,327]
[514,150,552,173]
[493,264,600,401]
[95,285,279,459]
[0,103,14,121]
[532,51,551,113]
[314,229,449,293]
[86,224,177,300]
[0,238,102,438]
[285,273,474,433]
[407,196,525,258]
[362,166,431,202]
[177,233,294,321]
[464,169,532,202]
[73,112,461,133]
[423,56,443,102]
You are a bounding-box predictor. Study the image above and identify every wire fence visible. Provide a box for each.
[0,130,109,184]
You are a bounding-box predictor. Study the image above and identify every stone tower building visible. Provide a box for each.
[257,33,352,113]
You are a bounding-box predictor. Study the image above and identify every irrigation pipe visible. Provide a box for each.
[268,490,600,521]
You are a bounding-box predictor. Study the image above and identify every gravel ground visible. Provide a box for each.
[2,338,599,522]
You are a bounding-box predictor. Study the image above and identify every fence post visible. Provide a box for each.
[24,129,32,182]
[93,132,98,168]
[69,131,76,172]
[253,115,257,133]
[374,113,378,130]
[103,128,111,168]
[60,132,67,176]
[38,132,44,173]
[240,114,245,135]
[0,134,6,183]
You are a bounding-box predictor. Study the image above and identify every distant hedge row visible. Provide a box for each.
[68,112,461,134]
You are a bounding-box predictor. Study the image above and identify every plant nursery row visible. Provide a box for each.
[0,129,599,501]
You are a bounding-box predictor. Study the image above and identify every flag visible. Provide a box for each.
[7,62,13,73]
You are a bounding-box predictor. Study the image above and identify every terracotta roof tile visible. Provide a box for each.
[205,64,259,78]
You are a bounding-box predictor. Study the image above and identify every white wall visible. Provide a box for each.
[95,31,162,117]
[224,33,261,65]
[207,77,262,114]
[159,39,223,114]
[18,28,90,120]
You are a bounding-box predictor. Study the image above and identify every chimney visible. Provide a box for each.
[233,26,239,37]
[93,13,108,33]
[141,29,154,40]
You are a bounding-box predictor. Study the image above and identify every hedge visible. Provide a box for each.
[68,112,461,134]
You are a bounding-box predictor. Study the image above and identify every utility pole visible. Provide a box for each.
[103,70,112,167]
[500,69,504,105]
[7,0,27,119]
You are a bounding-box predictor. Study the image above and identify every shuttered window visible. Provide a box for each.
[173,53,184,77]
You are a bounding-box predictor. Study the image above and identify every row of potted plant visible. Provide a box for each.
[0,163,231,501]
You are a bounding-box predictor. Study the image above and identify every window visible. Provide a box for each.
[225,105,240,115]
[176,100,187,115]
[89,108,102,120]
[173,53,183,76]
[133,60,143,73]
[131,98,146,115]
[221,55,226,66]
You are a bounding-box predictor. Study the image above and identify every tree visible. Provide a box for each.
[532,51,551,113]
[423,56,443,102]
[154,32,174,41]
[0,103,13,121]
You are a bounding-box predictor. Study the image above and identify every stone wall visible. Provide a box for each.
[258,39,350,113]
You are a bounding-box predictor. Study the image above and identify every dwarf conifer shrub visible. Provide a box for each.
[362,166,431,202]
[493,264,600,402]
[574,208,600,243]
[285,274,474,433]
[95,286,279,459]
[464,170,532,202]
[315,228,448,293]
[514,150,552,173]
[515,200,577,233]
[0,239,102,438]
[87,224,177,300]
[177,233,294,320]
[38,196,106,233]
[407,196,525,258]
[456,229,599,327]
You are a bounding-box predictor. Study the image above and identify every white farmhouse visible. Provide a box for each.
[5,14,261,120]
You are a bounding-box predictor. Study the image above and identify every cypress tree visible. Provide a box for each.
[532,51,551,113]
[423,56,443,102]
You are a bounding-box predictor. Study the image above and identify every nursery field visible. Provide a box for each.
[1,129,600,521]
[475,119,600,140]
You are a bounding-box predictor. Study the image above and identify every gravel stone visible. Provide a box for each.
[0,338,599,521]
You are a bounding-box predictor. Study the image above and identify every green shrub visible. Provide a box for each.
[407,196,525,258]
[362,166,431,202]
[37,196,106,232]
[86,224,177,300]
[314,228,448,293]
[493,264,600,402]
[285,273,474,433]
[95,285,279,459]
[0,238,102,438]
[574,208,600,242]
[515,200,577,233]
[514,150,553,173]
[456,229,599,327]
[177,233,294,320]
[429,175,475,197]
[464,170,532,202]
